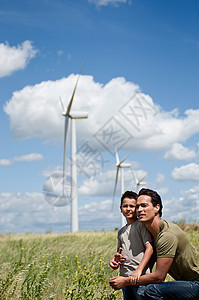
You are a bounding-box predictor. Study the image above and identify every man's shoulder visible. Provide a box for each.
[156,220,181,251]
[158,219,183,237]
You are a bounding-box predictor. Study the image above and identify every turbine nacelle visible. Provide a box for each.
[70,111,88,119]
[131,167,148,193]
[116,162,131,168]
[112,150,132,208]
[62,111,88,119]
[113,150,132,227]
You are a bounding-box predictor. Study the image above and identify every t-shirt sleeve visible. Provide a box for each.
[156,232,178,257]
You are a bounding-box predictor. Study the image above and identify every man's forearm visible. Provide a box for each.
[110,258,171,291]
[109,273,163,291]
[132,257,173,286]
[132,271,166,286]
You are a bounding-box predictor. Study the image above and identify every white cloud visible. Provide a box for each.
[79,169,116,197]
[15,153,43,162]
[163,185,199,223]
[0,192,74,233]
[79,199,112,220]
[57,50,64,56]
[76,148,107,178]
[156,187,169,196]
[171,163,199,181]
[155,173,165,185]
[42,171,73,207]
[0,192,120,233]
[147,174,169,197]
[0,41,37,78]
[0,159,12,167]
[88,0,128,7]
[4,75,140,143]
[42,158,148,205]
[42,165,63,178]
[164,142,196,161]
[4,75,199,155]
[1,186,197,233]
[136,108,199,152]
[79,166,148,197]
[0,153,43,167]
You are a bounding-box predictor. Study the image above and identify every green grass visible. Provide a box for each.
[0,231,122,299]
[0,225,198,299]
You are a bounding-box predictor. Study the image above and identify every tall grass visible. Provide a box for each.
[0,225,198,299]
[0,231,122,299]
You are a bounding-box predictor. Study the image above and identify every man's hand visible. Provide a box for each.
[109,276,129,290]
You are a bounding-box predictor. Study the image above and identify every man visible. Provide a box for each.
[109,188,199,299]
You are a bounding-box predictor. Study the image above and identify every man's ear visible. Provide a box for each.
[155,204,160,216]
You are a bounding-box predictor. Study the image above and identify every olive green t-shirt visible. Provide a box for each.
[155,219,199,281]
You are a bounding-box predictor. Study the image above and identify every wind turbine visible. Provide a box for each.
[131,168,148,193]
[60,58,88,233]
[112,150,131,227]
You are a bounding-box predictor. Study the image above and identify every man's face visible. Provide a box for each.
[136,195,158,223]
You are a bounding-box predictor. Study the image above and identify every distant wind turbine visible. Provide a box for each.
[131,168,148,193]
[112,150,131,227]
[60,58,88,233]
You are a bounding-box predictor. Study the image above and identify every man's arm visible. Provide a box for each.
[135,256,173,285]
[109,257,173,290]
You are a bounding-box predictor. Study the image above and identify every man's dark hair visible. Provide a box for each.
[138,188,163,217]
[121,191,138,206]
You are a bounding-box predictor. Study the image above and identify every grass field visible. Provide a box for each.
[0,224,198,299]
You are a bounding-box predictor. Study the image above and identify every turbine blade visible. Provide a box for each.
[66,56,87,115]
[112,167,119,211]
[115,149,120,165]
[130,167,138,184]
[119,150,132,166]
[138,173,148,184]
[136,181,146,193]
[59,96,65,111]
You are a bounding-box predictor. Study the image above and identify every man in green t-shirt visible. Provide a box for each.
[109,188,199,299]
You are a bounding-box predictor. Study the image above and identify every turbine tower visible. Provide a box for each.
[60,58,88,233]
[131,168,148,193]
[112,150,131,227]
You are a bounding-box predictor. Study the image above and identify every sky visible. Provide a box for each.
[1,0,199,233]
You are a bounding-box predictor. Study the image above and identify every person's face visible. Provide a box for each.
[120,198,137,222]
[136,195,159,223]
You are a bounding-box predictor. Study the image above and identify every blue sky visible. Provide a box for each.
[1,0,199,233]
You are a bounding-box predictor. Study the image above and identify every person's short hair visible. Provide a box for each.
[121,191,138,207]
[138,188,163,217]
